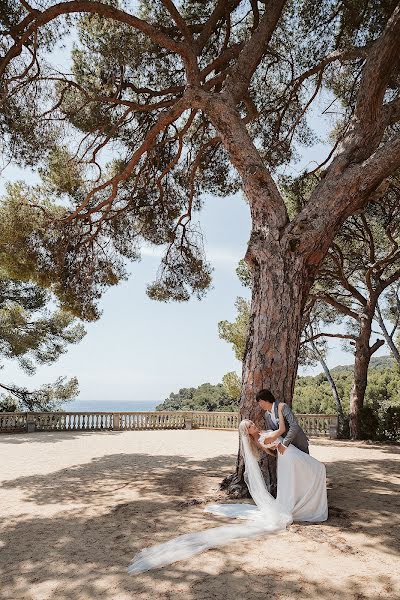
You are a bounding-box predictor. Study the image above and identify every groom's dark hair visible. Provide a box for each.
[256,389,276,404]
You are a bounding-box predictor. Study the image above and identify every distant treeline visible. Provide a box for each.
[293,356,398,414]
[157,356,399,440]
[156,382,238,413]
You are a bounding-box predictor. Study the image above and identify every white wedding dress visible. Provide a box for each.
[275,438,328,522]
[127,429,328,574]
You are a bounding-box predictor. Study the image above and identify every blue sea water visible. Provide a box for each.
[60,400,160,412]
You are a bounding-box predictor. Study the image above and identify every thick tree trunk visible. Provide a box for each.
[241,245,307,409]
[221,233,312,497]
[349,310,385,438]
[349,325,370,439]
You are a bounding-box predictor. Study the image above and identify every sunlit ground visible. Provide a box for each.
[0,430,399,600]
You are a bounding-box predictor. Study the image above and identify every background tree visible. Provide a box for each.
[309,188,400,438]
[302,324,347,434]
[0,277,85,373]
[0,377,79,412]
[293,356,399,441]
[221,371,241,400]
[218,260,249,417]
[0,181,131,321]
[0,274,84,411]
[156,382,238,412]
[218,296,250,362]
[375,283,400,366]
[1,1,400,495]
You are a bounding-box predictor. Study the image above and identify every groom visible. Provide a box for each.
[256,388,309,497]
[256,388,309,454]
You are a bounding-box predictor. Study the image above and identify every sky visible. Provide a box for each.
[0,20,389,403]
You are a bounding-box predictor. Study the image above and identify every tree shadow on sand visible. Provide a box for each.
[2,501,397,600]
[0,430,129,444]
[1,503,397,600]
[0,443,399,599]
[1,452,237,505]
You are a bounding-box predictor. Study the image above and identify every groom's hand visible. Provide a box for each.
[277,443,286,455]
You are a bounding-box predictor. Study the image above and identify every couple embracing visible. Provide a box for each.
[243,388,328,523]
[128,388,328,574]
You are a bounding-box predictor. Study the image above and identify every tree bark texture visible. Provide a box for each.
[349,306,384,438]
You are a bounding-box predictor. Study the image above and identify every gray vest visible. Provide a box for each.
[264,401,309,454]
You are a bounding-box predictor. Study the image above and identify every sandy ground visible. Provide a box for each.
[0,430,399,600]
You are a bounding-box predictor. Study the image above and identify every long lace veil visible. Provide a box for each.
[127,420,293,574]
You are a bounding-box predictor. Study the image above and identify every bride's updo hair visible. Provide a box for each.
[239,419,262,460]
[238,419,251,439]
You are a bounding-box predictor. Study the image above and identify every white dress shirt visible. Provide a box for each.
[268,402,279,427]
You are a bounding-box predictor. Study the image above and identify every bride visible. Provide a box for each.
[128,402,328,575]
[247,401,328,522]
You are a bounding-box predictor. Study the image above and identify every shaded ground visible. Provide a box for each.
[0,430,399,600]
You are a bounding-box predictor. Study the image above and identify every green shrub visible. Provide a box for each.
[379,406,400,441]
[358,406,379,439]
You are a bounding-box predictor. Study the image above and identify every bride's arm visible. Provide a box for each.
[254,438,276,457]
[277,402,286,435]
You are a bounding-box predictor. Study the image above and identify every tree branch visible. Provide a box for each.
[195,90,288,230]
[341,4,400,159]
[316,293,360,321]
[369,338,385,356]
[355,5,400,125]
[65,95,190,221]
[1,1,187,81]
[195,0,240,54]
[161,0,193,43]
[382,94,400,127]
[224,0,287,103]
[288,133,400,260]
[302,331,357,344]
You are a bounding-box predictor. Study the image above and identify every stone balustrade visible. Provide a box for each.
[0,410,338,438]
